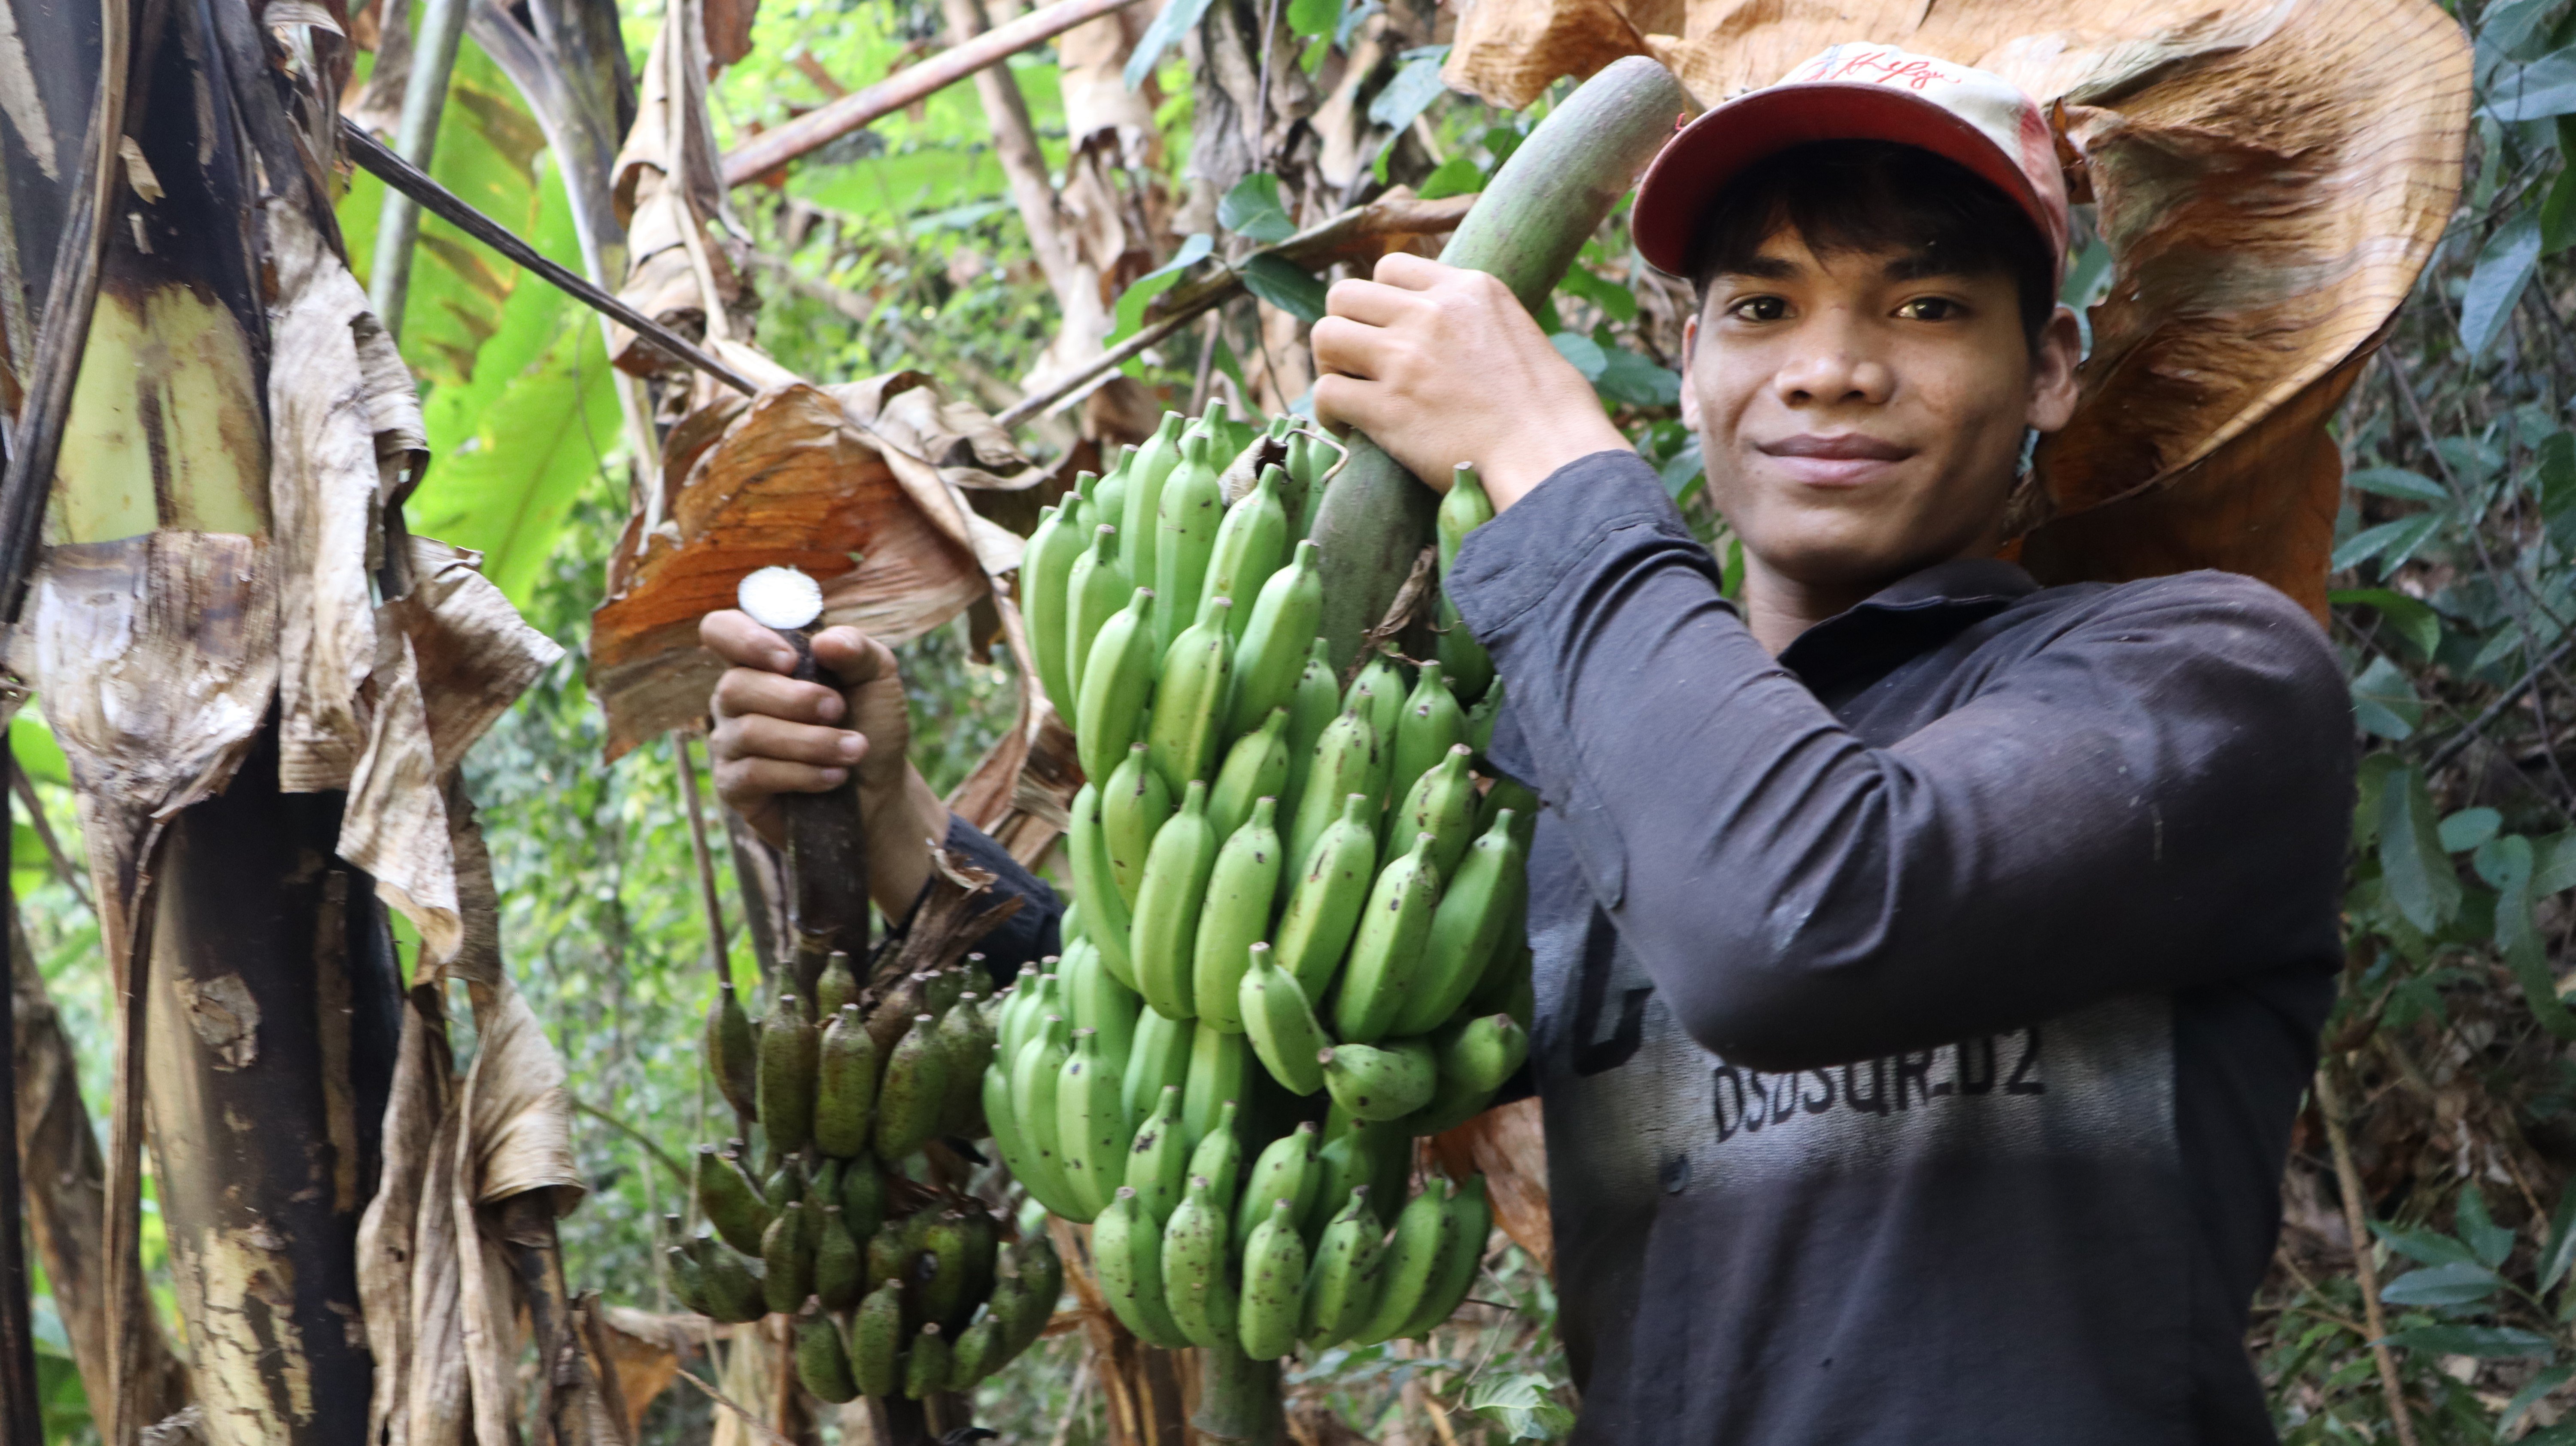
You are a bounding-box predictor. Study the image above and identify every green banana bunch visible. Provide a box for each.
[1024,486,1091,714]
[1102,743,1171,907]
[1346,1182,1451,1346]
[905,1323,951,1400]
[1186,1097,1245,1205]
[1055,1027,1132,1218]
[1239,942,1328,1097]
[1234,1120,1319,1248]
[1206,707,1291,845]
[1333,832,1443,1042]
[850,1281,905,1398]
[1009,1014,1087,1219]
[1065,524,1125,702]
[1191,797,1283,1032]
[1388,744,1478,880]
[1147,595,1234,796]
[817,1204,865,1311]
[1154,432,1224,654]
[873,1013,950,1163]
[697,1238,769,1324]
[814,1004,879,1158]
[796,1304,860,1403]
[763,1201,817,1315]
[1160,1173,1237,1349]
[1132,780,1218,1021]
[757,992,819,1154]
[1285,710,1380,877]
[1320,1038,1438,1122]
[1068,790,1139,991]
[1094,1187,1195,1347]
[1183,1030,1250,1149]
[1225,541,1323,738]
[1397,1175,1491,1339]
[816,951,863,1020]
[705,982,759,1124]
[1391,663,1468,802]
[1063,940,1141,1073]
[1273,793,1378,999]
[1122,412,1185,596]
[1238,1198,1309,1361]
[1299,1188,1385,1348]
[1202,465,1290,643]
[1124,1084,1191,1224]
[696,1145,772,1255]
[1390,808,1526,1037]
[1280,639,1341,812]
[1075,586,1159,784]
[1123,1007,1194,1125]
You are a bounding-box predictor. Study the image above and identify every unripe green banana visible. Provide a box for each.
[934,992,996,1137]
[905,1323,951,1400]
[761,1155,806,1218]
[996,965,1043,1065]
[850,1280,905,1397]
[1121,411,1185,599]
[1299,1188,1386,1346]
[947,1312,1006,1391]
[1334,832,1443,1042]
[1062,896,1088,947]
[1191,797,1284,1032]
[1075,587,1160,784]
[816,1204,865,1310]
[1124,1084,1191,1224]
[1399,1174,1492,1338]
[1066,524,1127,701]
[1068,787,1139,990]
[1281,638,1340,817]
[1238,1197,1309,1361]
[1439,1012,1530,1095]
[1475,774,1538,841]
[696,1145,772,1256]
[1275,793,1379,1000]
[764,1202,817,1315]
[1387,744,1479,881]
[1091,446,1136,573]
[922,965,967,1021]
[1024,489,1090,715]
[705,982,760,1124]
[817,950,863,1021]
[1391,664,1468,805]
[1102,742,1172,907]
[1131,780,1218,1021]
[1437,463,1493,572]
[1436,595,1495,708]
[1286,711,1382,876]
[698,1240,770,1324]
[1390,809,1525,1037]
[1226,541,1324,738]
[1184,1033,1249,1153]
[1147,595,1234,796]
[667,1241,710,1316]
[1235,1120,1320,1248]
[1154,432,1225,653]
[1063,939,1142,1074]
[1304,1124,1397,1236]
[982,1061,1045,1201]
[1347,1183,1452,1346]
[1202,465,1290,644]
[1055,1027,1132,1219]
[1239,942,1328,1096]
[797,1303,861,1402]
[1465,895,1532,1025]
[1431,462,1497,697]
[873,1013,951,1163]
[838,1153,887,1242]
[1345,653,1406,758]
[757,991,819,1154]
[1320,1038,1438,1121]
[919,1211,975,1330]
[814,1004,880,1158]
[1010,1233,1066,1340]
[1010,1015,1086,1218]
[1398,1022,1504,1136]
[1161,1173,1237,1349]
[865,1213,922,1298]
[1123,1006,1194,1124]
[1206,706,1292,845]
[1186,1096,1245,1206]
[1094,1187,1196,1347]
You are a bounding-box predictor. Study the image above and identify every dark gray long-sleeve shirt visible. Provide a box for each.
[948,448,2353,1443]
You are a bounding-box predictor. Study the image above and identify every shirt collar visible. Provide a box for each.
[1775,556,2041,682]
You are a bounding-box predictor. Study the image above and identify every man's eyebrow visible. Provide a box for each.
[1882,249,1970,283]
[1713,255,1801,281]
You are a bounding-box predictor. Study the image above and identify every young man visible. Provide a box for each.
[701,46,2353,1443]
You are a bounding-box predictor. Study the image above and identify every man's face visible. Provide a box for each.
[1679,229,2081,595]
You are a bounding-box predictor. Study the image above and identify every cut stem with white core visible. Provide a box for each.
[739,566,825,632]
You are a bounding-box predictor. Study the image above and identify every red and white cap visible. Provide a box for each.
[1631,45,2069,283]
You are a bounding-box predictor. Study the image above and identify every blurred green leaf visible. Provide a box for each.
[1558,264,1638,323]
[2378,762,2461,933]
[1462,1372,1576,1441]
[1219,173,1297,244]
[1286,0,1342,38]
[1110,232,1213,343]
[2486,44,2576,119]
[1368,46,1453,132]
[2476,833,2576,1037]
[2463,210,2543,358]
[2379,1259,2508,1306]
[2351,655,2423,741]
[2458,1184,2515,1267]
[2331,588,2442,657]
[10,713,69,786]
[2349,467,2451,504]
[2379,1322,2552,1355]
[1550,332,1607,380]
[2505,1364,2576,1437]
[2334,514,2443,574]
[1417,153,1483,200]
[1126,0,1219,90]
[2441,807,2503,853]
[1593,346,1680,407]
[1240,255,1327,323]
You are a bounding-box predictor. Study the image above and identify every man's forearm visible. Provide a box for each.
[863,765,953,919]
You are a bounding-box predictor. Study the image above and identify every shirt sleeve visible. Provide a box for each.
[1446,450,2355,1072]
[902,813,1064,993]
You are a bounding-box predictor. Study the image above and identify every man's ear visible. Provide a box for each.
[2026,304,2082,434]
[1678,312,1702,432]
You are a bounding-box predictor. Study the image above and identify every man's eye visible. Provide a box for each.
[1898,297,1965,321]
[1729,296,1787,322]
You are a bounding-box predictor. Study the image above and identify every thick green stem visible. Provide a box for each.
[1308,55,1692,668]
[1191,1342,1285,1444]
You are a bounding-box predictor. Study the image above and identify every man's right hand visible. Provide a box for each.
[702,609,921,851]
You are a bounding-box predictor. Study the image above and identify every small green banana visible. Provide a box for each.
[1304,1123,1397,1235]
[763,1201,817,1315]
[1102,742,1173,907]
[1161,1173,1237,1349]
[1389,808,1525,1037]
[1226,540,1323,738]
[864,1214,920,1298]
[761,1155,805,1218]
[1146,594,1234,796]
[816,1204,865,1310]
[1068,787,1139,990]
[1065,523,1127,702]
[1124,1084,1191,1224]
[996,965,1042,1065]
[1274,793,1379,1000]
[705,982,760,1124]
[1466,899,1533,1027]
[1391,663,1468,804]
[1154,431,1225,653]
[1191,797,1284,1032]
[1431,462,1496,698]
[1123,1006,1194,1124]
[946,1312,1006,1391]
[1011,1015,1087,1217]
[1333,832,1443,1043]
[1206,706,1292,845]
[1285,709,1383,875]
[872,1013,951,1163]
[919,1211,975,1330]
[696,1145,772,1256]
[796,1303,860,1402]
[1201,464,1290,643]
[934,991,996,1138]
[1063,939,1142,1073]
[1476,774,1539,841]
[1234,1120,1319,1248]
[1185,1096,1245,1206]
[1055,1027,1132,1219]
[667,1240,710,1316]
[1398,1174,1492,1338]
[1299,1188,1385,1347]
[1183,1032,1249,1152]
[756,991,819,1154]
[1281,638,1341,817]
[905,1323,951,1401]
[1397,1031,1502,1137]
[1239,942,1328,1096]
[850,1280,905,1397]
[1091,447,1136,579]
[1131,780,1218,1021]
[1440,1012,1530,1094]
[697,1240,769,1324]
[838,1153,887,1242]
[1009,1233,1066,1344]
[1437,463,1493,572]
[1238,1198,1309,1361]
[1075,586,1160,784]
[1437,595,1494,708]
[816,949,863,1021]
[1386,744,1478,879]
[922,965,967,1021]
[1345,653,1406,757]
[814,1004,879,1158]
[1346,1182,1451,1346]
[1094,1187,1196,1347]
[1024,489,1091,716]
[1320,1038,1439,1122]
[1121,412,1186,598]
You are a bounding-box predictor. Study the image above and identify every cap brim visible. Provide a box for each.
[1632,83,2057,279]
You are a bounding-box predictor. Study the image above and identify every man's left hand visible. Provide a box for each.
[1310,253,1633,510]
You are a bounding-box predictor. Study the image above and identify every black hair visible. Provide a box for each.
[1686,139,2057,352]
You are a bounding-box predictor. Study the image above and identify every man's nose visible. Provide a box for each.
[1772,316,1892,407]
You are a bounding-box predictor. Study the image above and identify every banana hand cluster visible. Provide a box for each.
[678,951,1053,1401]
[1005,413,1539,1355]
